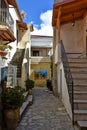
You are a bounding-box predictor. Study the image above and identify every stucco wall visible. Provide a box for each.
[60,20,83,54]
[18,25,31,49]
[52,28,58,96]
[17,25,32,89]
[58,62,72,119]
[82,16,87,54]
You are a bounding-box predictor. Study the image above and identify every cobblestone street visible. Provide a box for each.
[16,87,77,130]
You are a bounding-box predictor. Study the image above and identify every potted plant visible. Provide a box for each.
[2,86,25,130]
[25,79,34,95]
[0,44,12,57]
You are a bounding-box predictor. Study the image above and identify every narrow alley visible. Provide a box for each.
[16,87,77,130]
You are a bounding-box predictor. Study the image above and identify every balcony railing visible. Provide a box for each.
[0,8,14,32]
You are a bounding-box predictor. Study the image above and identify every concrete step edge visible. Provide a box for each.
[77,120,87,128]
[74,110,87,114]
[74,100,87,103]
[74,91,87,94]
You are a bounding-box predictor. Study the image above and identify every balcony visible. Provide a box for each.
[0,8,15,42]
[31,56,51,64]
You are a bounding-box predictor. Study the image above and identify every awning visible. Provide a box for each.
[16,20,28,30]
[52,0,87,27]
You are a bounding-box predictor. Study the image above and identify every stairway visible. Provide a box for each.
[68,57,87,130]
[10,48,25,78]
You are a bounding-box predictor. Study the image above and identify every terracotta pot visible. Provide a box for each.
[4,108,20,130]
[0,51,7,57]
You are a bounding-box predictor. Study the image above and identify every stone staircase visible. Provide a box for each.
[68,57,87,130]
[10,48,25,78]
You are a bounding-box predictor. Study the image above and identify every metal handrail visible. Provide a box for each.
[61,40,74,124]
[0,8,14,32]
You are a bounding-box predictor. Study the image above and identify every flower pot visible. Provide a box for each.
[0,51,7,57]
[4,108,20,130]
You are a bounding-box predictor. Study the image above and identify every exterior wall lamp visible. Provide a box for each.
[72,14,75,27]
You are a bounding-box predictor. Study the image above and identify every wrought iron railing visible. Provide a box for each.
[0,8,14,32]
[61,40,74,124]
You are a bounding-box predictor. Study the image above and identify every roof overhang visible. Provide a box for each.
[0,25,16,42]
[7,0,17,7]
[16,20,28,30]
[52,0,87,27]
[7,0,22,21]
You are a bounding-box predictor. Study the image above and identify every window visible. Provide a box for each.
[33,51,39,56]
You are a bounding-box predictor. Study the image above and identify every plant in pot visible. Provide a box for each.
[2,86,25,130]
[25,79,34,95]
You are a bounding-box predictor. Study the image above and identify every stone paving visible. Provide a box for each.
[16,87,78,130]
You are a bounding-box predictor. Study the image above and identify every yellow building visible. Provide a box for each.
[30,35,53,87]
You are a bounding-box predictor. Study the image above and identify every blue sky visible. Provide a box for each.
[17,0,54,36]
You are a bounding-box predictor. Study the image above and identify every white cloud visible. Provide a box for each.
[31,10,53,36]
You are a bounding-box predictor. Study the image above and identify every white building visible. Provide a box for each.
[30,35,53,87]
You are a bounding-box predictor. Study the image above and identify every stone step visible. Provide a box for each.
[67,54,82,58]
[70,67,87,73]
[69,62,87,68]
[68,58,87,63]
[68,57,87,126]
[74,110,87,122]
[74,91,87,100]
[77,121,87,130]
[74,79,87,85]
[72,73,87,79]
[74,100,87,110]
[71,70,87,74]
[74,85,87,91]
